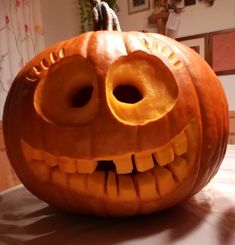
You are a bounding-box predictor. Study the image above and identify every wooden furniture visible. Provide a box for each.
[209,28,235,75]
[0,121,21,191]
[228,111,235,144]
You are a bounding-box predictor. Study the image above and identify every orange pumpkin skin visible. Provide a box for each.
[3,31,229,216]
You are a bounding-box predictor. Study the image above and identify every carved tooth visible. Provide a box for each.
[21,140,33,161]
[31,148,45,161]
[134,152,154,172]
[87,171,106,198]
[113,155,133,174]
[168,157,189,182]
[22,141,44,162]
[135,172,160,201]
[21,140,47,163]
[118,175,137,201]
[152,165,177,196]
[76,159,98,174]
[43,152,58,167]
[51,168,68,188]
[29,160,51,182]
[107,171,118,198]
[172,132,188,156]
[59,156,77,173]
[154,146,174,166]
[69,173,88,194]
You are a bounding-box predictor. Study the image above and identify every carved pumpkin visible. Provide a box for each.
[3,31,229,216]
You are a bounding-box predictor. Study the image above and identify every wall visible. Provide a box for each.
[117,0,155,32]
[0,91,7,120]
[0,122,21,191]
[40,0,80,47]
[220,75,235,110]
[117,0,235,110]
[117,0,235,38]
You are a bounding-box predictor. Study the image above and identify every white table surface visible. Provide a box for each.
[0,145,234,245]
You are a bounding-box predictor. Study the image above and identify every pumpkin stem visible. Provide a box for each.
[90,0,121,31]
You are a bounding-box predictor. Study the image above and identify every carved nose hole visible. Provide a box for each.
[113,84,143,104]
[71,85,93,108]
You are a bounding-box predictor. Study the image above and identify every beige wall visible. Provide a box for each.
[177,0,235,37]
[40,0,80,47]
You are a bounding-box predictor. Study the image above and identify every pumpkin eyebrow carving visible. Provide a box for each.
[50,52,57,64]
[141,38,183,70]
[26,48,65,82]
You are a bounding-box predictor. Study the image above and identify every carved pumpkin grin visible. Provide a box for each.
[20,118,199,208]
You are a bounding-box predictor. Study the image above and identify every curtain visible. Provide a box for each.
[0,0,45,118]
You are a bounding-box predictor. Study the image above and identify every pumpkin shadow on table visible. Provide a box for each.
[0,196,212,245]
[217,206,235,245]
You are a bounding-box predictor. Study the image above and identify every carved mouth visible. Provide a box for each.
[21,121,197,201]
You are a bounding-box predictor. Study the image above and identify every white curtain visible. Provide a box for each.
[0,0,45,118]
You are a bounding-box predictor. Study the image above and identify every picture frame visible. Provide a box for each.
[128,0,150,15]
[208,28,235,75]
[184,0,196,6]
[177,33,209,62]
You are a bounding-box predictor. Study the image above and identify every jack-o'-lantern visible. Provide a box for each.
[3,1,228,216]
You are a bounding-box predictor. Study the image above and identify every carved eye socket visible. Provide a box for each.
[70,86,94,108]
[113,84,143,104]
[106,51,179,125]
[34,55,98,126]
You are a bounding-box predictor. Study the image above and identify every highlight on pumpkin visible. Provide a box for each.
[33,55,99,126]
[106,51,179,125]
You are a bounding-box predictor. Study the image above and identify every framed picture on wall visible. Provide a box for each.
[128,0,150,15]
[209,28,235,75]
[177,33,209,62]
[185,0,196,6]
